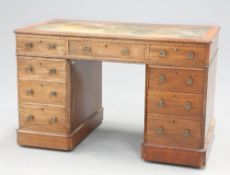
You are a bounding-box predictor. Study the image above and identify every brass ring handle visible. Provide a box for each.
[187,51,194,59]
[25,42,33,49]
[183,129,191,137]
[48,43,56,49]
[156,127,164,135]
[26,114,34,121]
[26,89,34,96]
[50,91,57,97]
[184,101,192,110]
[121,48,129,55]
[49,68,56,74]
[25,65,33,73]
[159,74,166,83]
[157,99,165,108]
[83,46,91,53]
[49,117,57,124]
[159,50,166,57]
[186,77,193,85]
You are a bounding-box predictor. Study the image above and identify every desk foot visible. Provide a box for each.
[141,118,215,168]
[17,108,103,151]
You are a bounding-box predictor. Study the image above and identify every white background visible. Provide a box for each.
[0,0,230,174]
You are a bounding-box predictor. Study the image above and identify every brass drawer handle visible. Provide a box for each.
[49,116,57,124]
[157,99,165,108]
[26,89,34,96]
[83,46,91,53]
[48,43,56,49]
[159,50,166,57]
[50,91,57,97]
[26,114,34,121]
[121,48,129,56]
[159,74,166,83]
[186,77,193,85]
[25,42,33,49]
[156,127,164,135]
[183,129,191,137]
[187,51,194,59]
[49,68,56,74]
[25,65,33,73]
[184,101,192,110]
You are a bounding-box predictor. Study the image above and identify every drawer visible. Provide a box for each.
[147,91,203,117]
[148,67,205,94]
[19,80,66,105]
[68,39,148,61]
[146,116,202,148]
[18,57,67,82]
[17,36,66,56]
[149,43,209,67]
[19,104,66,133]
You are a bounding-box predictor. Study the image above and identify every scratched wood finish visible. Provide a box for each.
[15,20,220,167]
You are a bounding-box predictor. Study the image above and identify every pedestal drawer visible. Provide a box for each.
[147,91,203,118]
[17,36,66,56]
[19,104,66,133]
[149,43,209,67]
[146,116,202,148]
[18,57,67,82]
[148,67,205,94]
[19,80,66,105]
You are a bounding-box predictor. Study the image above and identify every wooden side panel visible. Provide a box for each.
[205,53,217,138]
[70,60,102,132]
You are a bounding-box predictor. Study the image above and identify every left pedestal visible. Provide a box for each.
[17,57,103,150]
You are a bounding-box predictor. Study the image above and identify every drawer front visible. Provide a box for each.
[68,39,148,61]
[147,91,203,117]
[19,104,66,133]
[17,36,66,56]
[18,57,67,81]
[149,43,208,67]
[148,67,205,94]
[146,116,202,148]
[19,80,66,105]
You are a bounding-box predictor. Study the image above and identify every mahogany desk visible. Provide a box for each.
[15,20,220,167]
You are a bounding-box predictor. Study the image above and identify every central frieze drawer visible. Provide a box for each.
[68,39,148,61]
[19,80,66,105]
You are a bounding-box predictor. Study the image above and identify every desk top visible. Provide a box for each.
[15,19,219,43]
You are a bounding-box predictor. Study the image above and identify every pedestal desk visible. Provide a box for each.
[15,20,220,167]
